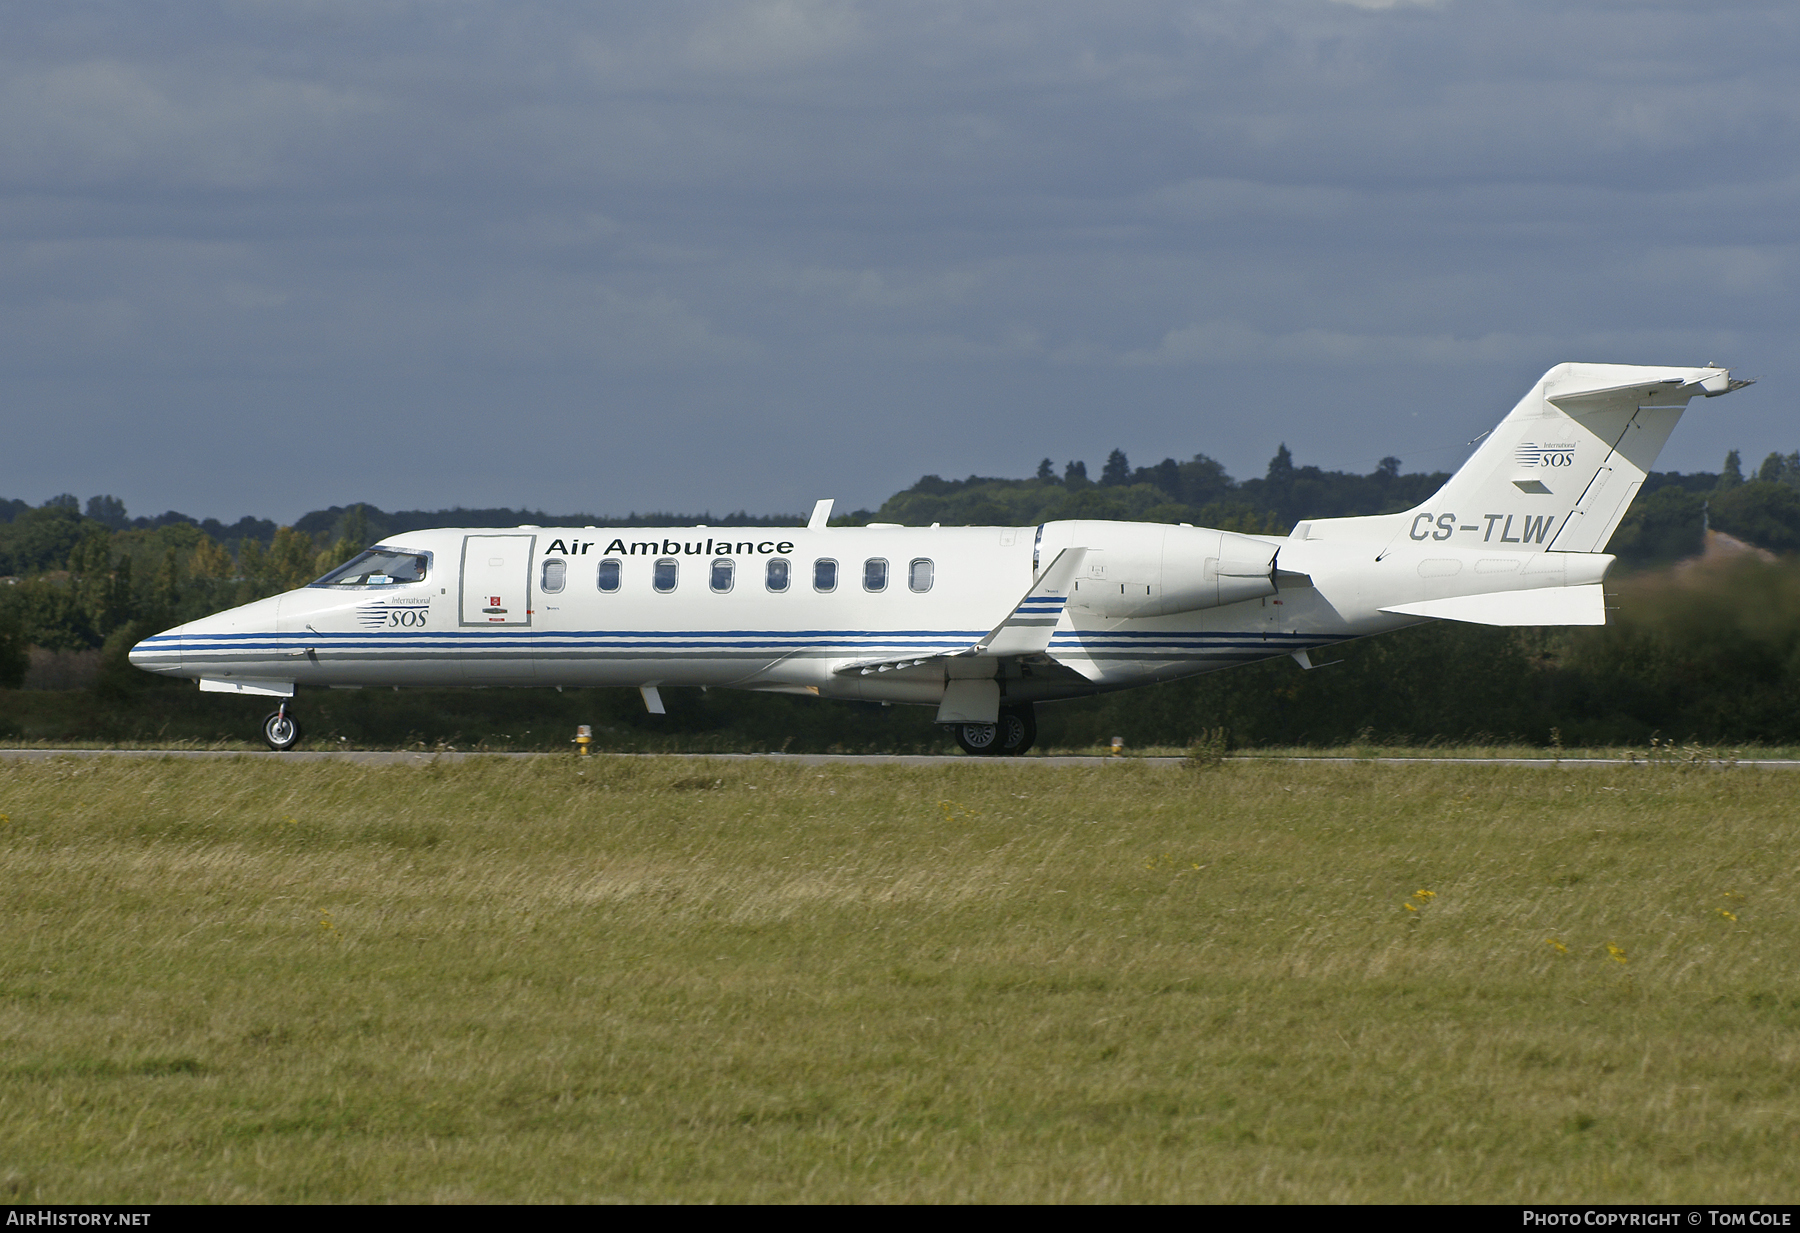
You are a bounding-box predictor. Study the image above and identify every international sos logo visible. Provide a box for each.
[357,603,430,628]
[1516,442,1577,468]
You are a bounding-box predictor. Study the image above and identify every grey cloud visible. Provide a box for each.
[0,0,1793,521]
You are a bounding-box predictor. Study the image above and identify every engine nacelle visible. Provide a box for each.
[1060,522,1279,618]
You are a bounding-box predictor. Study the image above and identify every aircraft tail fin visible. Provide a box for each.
[1294,363,1750,558]
[1408,362,1747,555]
[1285,363,1751,630]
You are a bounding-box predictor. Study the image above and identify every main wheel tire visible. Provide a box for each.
[953,722,1002,756]
[997,704,1037,756]
[261,709,302,751]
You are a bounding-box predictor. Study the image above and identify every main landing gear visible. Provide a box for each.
[261,702,302,751]
[950,703,1037,757]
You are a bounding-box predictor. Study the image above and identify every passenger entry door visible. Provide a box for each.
[460,534,535,627]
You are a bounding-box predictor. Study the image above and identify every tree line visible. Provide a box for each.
[8,441,1800,749]
[868,446,1446,536]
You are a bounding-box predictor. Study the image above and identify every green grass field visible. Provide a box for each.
[2,754,1795,1202]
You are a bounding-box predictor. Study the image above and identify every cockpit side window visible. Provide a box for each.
[311,548,430,588]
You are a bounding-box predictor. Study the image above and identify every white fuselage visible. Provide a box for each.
[125,516,1607,709]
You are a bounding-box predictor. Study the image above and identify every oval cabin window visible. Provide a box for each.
[653,558,678,593]
[597,558,621,593]
[540,559,566,594]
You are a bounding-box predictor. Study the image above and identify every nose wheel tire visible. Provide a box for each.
[261,709,302,751]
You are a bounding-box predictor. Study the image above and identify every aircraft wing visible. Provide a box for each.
[834,547,1088,676]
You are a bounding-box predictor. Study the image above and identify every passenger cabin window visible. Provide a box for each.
[710,558,734,593]
[540,559,566,593]
[863,558,888,592]
[312,548,429,588]
[909,558,933,592]
[813,558,837,593]
[653,558,678,593]
[766,557,790,592]
[597,558,621,593]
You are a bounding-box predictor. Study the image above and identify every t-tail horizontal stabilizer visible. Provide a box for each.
[1381,584,1606,627]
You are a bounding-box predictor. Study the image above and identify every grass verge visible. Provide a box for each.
[2,754,1795,1201]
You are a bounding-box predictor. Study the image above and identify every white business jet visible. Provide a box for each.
[130,362,1750,753]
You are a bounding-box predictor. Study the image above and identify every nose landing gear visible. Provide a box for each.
[261,703,303,751]
[950,703,1037,757]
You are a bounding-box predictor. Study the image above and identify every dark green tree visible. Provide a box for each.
[1138,458,1181,498]
[1100,449,1131,486]
[1267,444,1294,481]
[0,602,27,688]
[1710,482,1800,553]
[84,495,129,529]
[1718,449,1744,490]
[1608,486,1706,570]
[69,528,132,643]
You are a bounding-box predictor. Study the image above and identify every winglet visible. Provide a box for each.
[807,499,834,531]
[831,547,1088,676]
[976,548,1087,656]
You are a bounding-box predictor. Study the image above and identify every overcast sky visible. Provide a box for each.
[2,0,1794,523]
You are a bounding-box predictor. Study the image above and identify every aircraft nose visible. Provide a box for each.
[127,631,180,675]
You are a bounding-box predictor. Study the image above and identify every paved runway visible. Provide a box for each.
[1,749,1790,768]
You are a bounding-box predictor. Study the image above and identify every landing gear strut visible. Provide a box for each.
[951,703,1036,757]
[261,702,302,751]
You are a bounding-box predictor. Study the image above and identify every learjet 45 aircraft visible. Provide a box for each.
[131,362,1750,753]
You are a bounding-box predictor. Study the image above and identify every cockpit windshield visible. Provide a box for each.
[311,548,430,588]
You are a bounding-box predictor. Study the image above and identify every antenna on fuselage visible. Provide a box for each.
[807,499,835,531]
